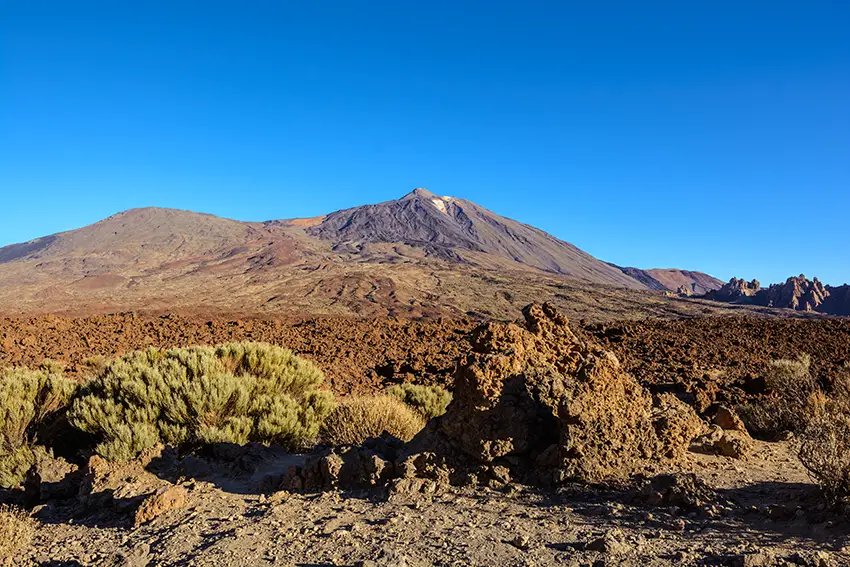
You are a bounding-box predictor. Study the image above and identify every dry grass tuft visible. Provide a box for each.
[0,505,36,561]
[321,395,426,445]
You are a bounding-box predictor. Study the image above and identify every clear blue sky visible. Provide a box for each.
[2,1,848,285]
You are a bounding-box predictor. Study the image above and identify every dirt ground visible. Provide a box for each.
[9,440,848,567]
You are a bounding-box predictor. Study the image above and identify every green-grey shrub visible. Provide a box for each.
[0,362,77,487]
[386,383,452,419]
[68,342,335,460]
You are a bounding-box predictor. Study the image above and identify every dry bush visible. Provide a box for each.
[0,362,77,487]
[0,505,36,561]
[69,342,336,460]
[386,383,452,419]
[321,395,426,445]
[798,365,850,504]
[737,354,817,438]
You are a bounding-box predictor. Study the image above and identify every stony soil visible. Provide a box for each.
[5,440,848,567]
[1,314,848,399]
[0,314,476,394]
[589,317,850,390]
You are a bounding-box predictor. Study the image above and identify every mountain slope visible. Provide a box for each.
[614,267,723,295]
[0,190,768,319]
[305,188,642,289]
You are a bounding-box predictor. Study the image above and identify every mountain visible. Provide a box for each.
[0,190,754,320]
[302,188,641,288]
[703,275,850,316]
[614,266,723,295]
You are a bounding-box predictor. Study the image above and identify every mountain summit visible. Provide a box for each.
[305,189,641,288]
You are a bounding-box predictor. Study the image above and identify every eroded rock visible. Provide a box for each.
[409,303,697,484]
[134,485,188,525]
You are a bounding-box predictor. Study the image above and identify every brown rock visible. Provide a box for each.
[713,406,749,435]
[652,393,706,459]
[134,485,188,525]
[410,303,681,484]
[715,431,752,459]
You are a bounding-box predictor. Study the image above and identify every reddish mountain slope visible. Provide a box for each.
[0,190,797,319]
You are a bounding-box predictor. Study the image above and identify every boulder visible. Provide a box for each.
[134,485,188,525]
[713,406,749,435]
[409,303,692,484]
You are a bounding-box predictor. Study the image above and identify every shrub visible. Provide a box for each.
[0,362,77,487]
[386,383,452,419]
[0,505,36,561]
[321,395,426,445]
[68,342,336,460]
[798,365,850,505]
[737,354,817,438]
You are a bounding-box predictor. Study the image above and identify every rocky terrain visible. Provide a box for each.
[0,190,741,319]
[2,305,849,566]
[704,275,850,316]
[1,312,848,397]
[14,439,844,567]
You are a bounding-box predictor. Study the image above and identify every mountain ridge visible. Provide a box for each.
[0,190,766,320]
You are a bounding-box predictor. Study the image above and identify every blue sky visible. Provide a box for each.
[1,1,848,285]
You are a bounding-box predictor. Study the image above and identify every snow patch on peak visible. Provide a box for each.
[430,198,448,214]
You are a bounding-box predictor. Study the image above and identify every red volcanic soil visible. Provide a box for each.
[0,313,476,394]
[1,313,848,408]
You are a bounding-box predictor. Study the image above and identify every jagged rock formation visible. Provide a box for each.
[765,275,829,312]
[704,275,849,316]
[407,303,703,484]
[704,278,762,302]
[823,285,850,316]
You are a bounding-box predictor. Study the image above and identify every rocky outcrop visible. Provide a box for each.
[822,284,850,316]
[704,278,762,303]
[407,303,701,484]
[703,275,848,315]
[764,275,829,312]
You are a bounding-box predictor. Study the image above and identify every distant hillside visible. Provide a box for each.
[613,266,723,295]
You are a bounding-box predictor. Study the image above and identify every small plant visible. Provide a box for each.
[0,362,77,487]
[737,354,817,438]
[798,365,850,505]
[69,342,336,460]
[386,383,452,419]
[0,505,36,561]
[321,395,426,445]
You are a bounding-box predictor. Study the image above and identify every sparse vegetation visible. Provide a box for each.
[737,354,817,438]
[0,505,36,561]
[798,364,850,505]
[68,343,336,460]
[386,383,452,419]
[321,395,426,445]
[0,362,77,487]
